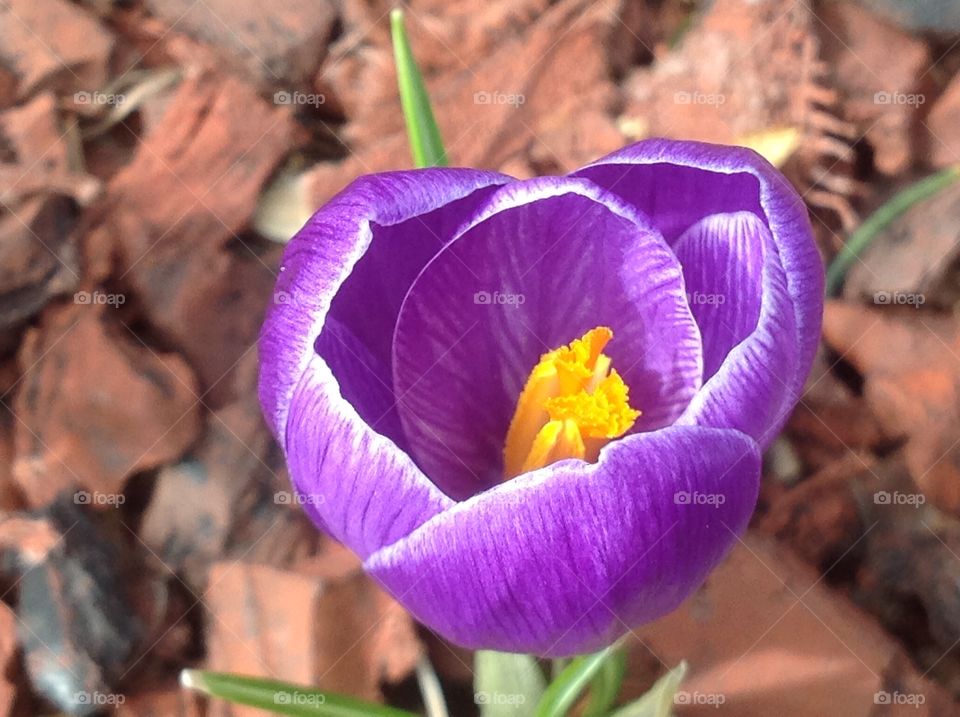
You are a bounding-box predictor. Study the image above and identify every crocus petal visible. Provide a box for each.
[572,139,823,446]
[259,168,510,442]
[673,212,765,379]
[391,177,703,498]
[314,318,405,448]
[285,352,455,558]
[365,425,760,656]
[680,233,797,445]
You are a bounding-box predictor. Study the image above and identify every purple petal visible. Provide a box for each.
[673,212,765,379]
[391,177,703,498]
[285,352,455,558]
[259,168,510,443]
[313,317,406,449]
[678,233,797,445]
[365,425,760,656]
[573,139,823,446]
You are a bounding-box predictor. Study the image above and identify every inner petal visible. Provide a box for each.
[315,185,502,446]
[390,179,702,499]
[572,159,763,242]
[673,211,766,379]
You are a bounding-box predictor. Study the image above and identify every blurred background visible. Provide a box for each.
[1,0,960,714]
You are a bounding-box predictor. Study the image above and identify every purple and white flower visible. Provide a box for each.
[258,139,823,656]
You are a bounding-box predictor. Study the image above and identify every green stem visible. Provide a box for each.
[415,655,449,717]
[534,643,625,717]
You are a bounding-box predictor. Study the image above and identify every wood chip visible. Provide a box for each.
[203,554,421,716]
[630,532,954,716]
[0,0,114,102]
[12,304,200,508]
[823,301,960,515]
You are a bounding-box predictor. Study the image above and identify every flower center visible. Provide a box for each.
[503,326,641,479]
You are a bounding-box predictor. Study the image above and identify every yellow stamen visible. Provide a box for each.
[503,327,641,479]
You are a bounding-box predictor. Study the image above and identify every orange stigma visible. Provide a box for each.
[503,327,641,479]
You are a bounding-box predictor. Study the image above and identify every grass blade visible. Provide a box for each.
[180,669,418,717]
[390,8,448,168]
[825,165,960,295]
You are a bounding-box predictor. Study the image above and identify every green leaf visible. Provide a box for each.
[608,661,688,717]
[533,642,624,717]
[474,651,547,717]
[583,647,627,716]
[180,669,418,717]
[390,8,448,168]
[825,165,960,296]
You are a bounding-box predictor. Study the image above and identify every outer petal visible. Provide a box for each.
[572,139,823,445]
[391,177,703,498]
[285,352,454,559]
[259,168,510,442]
[364,425,760,656]
[673,212,765,379]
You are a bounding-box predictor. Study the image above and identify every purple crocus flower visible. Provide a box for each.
[258,139,823,657]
